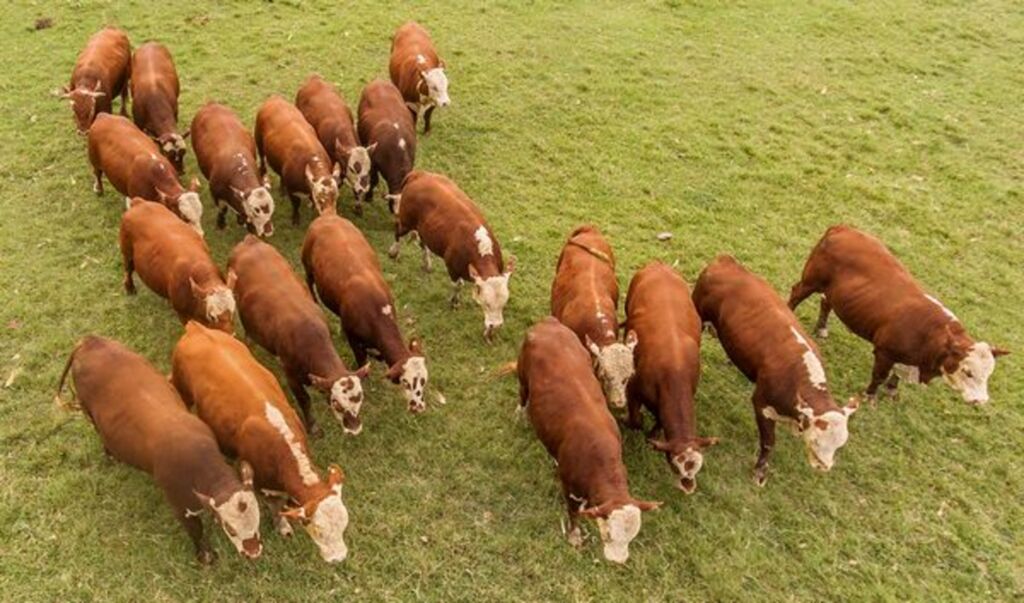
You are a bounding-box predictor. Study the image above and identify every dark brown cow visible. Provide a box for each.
[57,336,261,563]
[390,170,513,340]
[302,214,428,413]
[130,42,186,172]
[693,255,858,486]
[172,322,350,563]
[190,102,275,236]
[296,75,375,212]
[61,27,131,134]
[517,318,661,564]
[255,95,339,225]
[789,225,1008,405]
[228,235,369,436]
[119,199,235,332]
[388,21,450,133]
[357,80,416,211]
[88,114,203,234]
[550,225,635,407]
[624,262,719,494]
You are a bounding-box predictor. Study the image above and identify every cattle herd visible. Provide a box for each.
[54,24,1008,567]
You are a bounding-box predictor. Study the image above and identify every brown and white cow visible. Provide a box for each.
[88,113,203,234]
[228,235,369,436]
[550,225,635,407]
[130,42,186,172]
[57,335,261,564]
[172,322,351,563]
[296,75,375,212]
[60,27,131,134]
[357,80,416,211]
[120,198,235,332]
[302,214,428,413]
[789,225,1008,405]
[255,95,339,225]
[693,255,858,486]
[389,170,513,341]
[624,262,719,494]
[517,318,661,564]
[190,102,275,236]
[389,21,450,133]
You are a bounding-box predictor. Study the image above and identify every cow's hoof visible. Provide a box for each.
[388,242,401,259]
[816,328,829,340]
[308,423,323,439]
[276,519,294,538]
[753,466,769,487]
[196,549,217,565]
[124,280,136,295]
[566,526,584,548]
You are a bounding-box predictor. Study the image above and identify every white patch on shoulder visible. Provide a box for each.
[892,363,920,384]
[393,122,400,130]
[264,402,320,486]
[416,54,427,65]
[790,326,827,390]
[925,294,958,321]
[382,304,393,316]
[398,137,406,150]
[473,225,493,257]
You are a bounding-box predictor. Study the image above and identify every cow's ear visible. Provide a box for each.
[409,337,423,355]
[697,436,720,449]
[585,335,601,359]
[225,270,238,291]
[279,505,307,521]
[305,163,315,184]
[182,129,191,140]
[335,140,350,160]
[797,405,814,431]
[385,361,403,383]
[189,277,203,297]
[632,500,662,512]
[189,177,200,192]
[504,255,516,276]
[230,186,246,201]
[238,460,254,489]
[366,141,378,154]
[579,504,610,519]
[844,396,860,416]
[468,264,482,282]
[193,490,215,511]
[327,464,345,486]
[308,373,333,391]
[439,58,447,69]
[354,363,371,379]
[624,329,638,350]
[993,347,1010,358]
[332,162,342,179]
[647,438,673,453]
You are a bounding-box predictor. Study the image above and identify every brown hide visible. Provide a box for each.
[130,42,184,171]
[357,80,416,204]
[64,27,131,133]
[551,225,620,348]
[296,75,368,205]
[388,21,447,132]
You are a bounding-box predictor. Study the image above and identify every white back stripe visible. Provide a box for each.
[474,225,493,257]
[790,326,827,390]
[264,402,320,486]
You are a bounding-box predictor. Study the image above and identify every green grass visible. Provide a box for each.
[1,0,1022,600]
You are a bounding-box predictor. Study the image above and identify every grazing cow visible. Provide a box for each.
[254,95,339,224]
[171,322,350,563]
[624,262,719,494]
[550,225,636,407]
[693,256,858,486]
[130,42,187,172]
[302,214,428,413]
[88,114,203,234]
[119,199,235,332]
[357,80,416,211]
[61,27,131,134]
[57,336,261,564]
[190,102,275,236]
[389,21,450,133]
[517,318,661,564]
[228,235,369,436]
[296,75,375,212]
[789,225,1008,405]
[389,170,513,341]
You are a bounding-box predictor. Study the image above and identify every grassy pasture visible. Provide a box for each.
[1,1,1022,600]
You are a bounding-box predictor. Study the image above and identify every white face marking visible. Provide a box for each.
[473,226,493,257]
[307,489,349,563]
[422,67,450,107]
[800,410,850,471]
[672,448,704,493]
[204,287,236,322]
[790,326,827,390]
[925,294,958,321]
[329,377,364,433]
[892,363,920,384]
[399,356,428,412]
[213,490,262,558]
[310,177,338,214]
[381,304,393,316]
[243,187,275,237]
[943,342,996,404]
[471,274,510,330]
[345,146,372,195]
[596,504,642,564]
[264,402,320,486]
[176,192,204,236]
[590,342,635,408]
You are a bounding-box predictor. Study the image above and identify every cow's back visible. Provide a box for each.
[296,76,358,154]
[627,262,700,373]
[130,42,179,121]
[121,202,210,287]
[304,215,387,314]
[72,27,131,109]
[191,103,254,176]
[89,114,168,196]
[551,226,618,343]
[257,97,326,175]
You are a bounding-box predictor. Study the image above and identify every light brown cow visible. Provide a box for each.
[130,42,187,172]
[120,198,234,332]
[389,21,450,133]
[57,335,261,564]
[390,170,513,341]
[517,318,661,564]
[624,262,718,494]
[296,75,375,212]
[357,80,416,211]
[254,95,339,225]
[88,113,203,234]
[693,255,858,486]
[190,102,275,236]
[228,235,369,436]
[171,322,350,563]
[302,214,428,412]
[550,225,635,407]
[61,27,131,134]
[789,225,1008,404]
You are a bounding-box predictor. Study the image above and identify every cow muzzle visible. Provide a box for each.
[341,411,362,436]
[241,537,263,559]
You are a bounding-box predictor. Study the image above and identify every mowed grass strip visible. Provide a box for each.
[0,1,1021,601]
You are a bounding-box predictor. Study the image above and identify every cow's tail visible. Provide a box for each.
[493,361,518,379]
[55,341,82,411]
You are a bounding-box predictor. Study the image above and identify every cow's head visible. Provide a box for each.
[585,331,638,408]
[194,461,262,559]
[648,436,719,494]
[579,499,661,564]
[940,340,1008,405]
[386,339,427,413]
[765,396,858,471]
[306,163,340,215]
[337,141,376,198]
[190,276,236,334]
[158,178,203,236]
[309,365,370,435]
[231,184,275,237]
[468,258,514,341]
[420,64,450,108]
[60,81,104,134]
[156,131,189,173]
[280,465,349,563]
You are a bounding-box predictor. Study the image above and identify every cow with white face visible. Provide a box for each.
[469,262,514,340]
[131,42,189,172]
[309,371,368,435]
[340,142,375,203]
[390,22,450,133]
[587,335,637,408]
[789,225,1008,405]
[193,461,263,559]
[279,465,350,563]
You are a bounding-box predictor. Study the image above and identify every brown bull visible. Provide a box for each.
[389,21,450,133]
[61,27,131,133]
[130,42,187,172]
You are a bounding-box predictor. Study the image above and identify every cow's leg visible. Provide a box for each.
[753,394,776,487]
[304,267,317,300]
[814,296,832,339]
[449,280,463,309]
[423,106,436,134]
[645,418,663,440]
[122,253,136,295]
[286,373,321,438]
[289,193,301,226]
[787,279,817,310]
[420,240,433,273]
[93,169,104,195]
[865,349,895,404]
[564,492,584,548]
[119,86,129,116]
[214,197,228,230]
[177,510,215,565]
[366,167,379,203]
[263,493,294,537]
[884,373,901,400]
[623,379,644,431]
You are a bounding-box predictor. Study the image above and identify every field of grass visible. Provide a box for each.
[1,0,1022,600]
